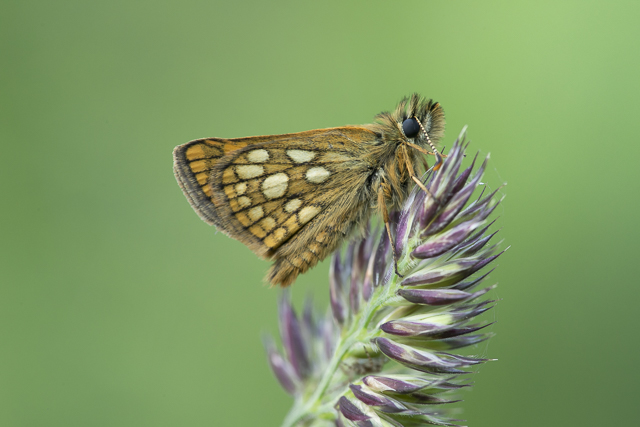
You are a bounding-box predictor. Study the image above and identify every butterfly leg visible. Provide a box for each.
[378,184,404,278]
[405,141,445,171]
[402,144,438,201]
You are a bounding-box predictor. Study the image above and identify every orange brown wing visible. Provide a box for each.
[173,135,278,226]
[173,126,379,258]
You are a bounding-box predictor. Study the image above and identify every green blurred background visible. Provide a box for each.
[2,1,638,426]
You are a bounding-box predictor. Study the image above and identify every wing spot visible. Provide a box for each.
[320,152,351,162]
[237,196,252,209]
[306,167,331,183]
[299,206,321,224]
[250,225,266,238]
[264,227,287,248]
[190,159,207,173]
[235,182,247,195]
[301,250,314,262]
[236,212,251,227]
[186,145,205,161]
[224,185,236,199]
[283,215,298,230]
[196,172,209,185]
[236,164,264,179]
[248,206,264,222]
[290,256,304,268]
[274,227,287,240]
[247,149,269,163]
[262,173,289,199]
[264,235,278,248]
[284,199,302,213]
[261,216,276,232]
[287,149,315,163]
[222,167,237,183]
[223,141,248,154]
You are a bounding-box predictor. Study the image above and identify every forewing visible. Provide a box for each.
[207,126,379,258]
[173,136,273,225]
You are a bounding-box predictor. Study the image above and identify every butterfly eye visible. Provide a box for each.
[402,117,420,138]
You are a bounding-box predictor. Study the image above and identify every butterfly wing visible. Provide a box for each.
[173,126,381,285]
[173,135,277,226]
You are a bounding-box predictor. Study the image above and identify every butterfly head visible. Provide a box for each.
[374,93,446,169]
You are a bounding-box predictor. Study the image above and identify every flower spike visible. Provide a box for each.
[266,130,505,427]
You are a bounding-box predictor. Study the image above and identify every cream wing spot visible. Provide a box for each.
[306,167,331,183]
[273,228,287,240]
[248,206,264,222]
[261,216,276,232]
[299,206,321,224]
[247,149,269,163]
[287,149,315,163]
[235,182,247,195]
[237,196,252,209]
[262,173,289,199]
[236,165,264,179]
[284,198,302,213]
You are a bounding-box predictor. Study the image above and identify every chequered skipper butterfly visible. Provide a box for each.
[173,94,445,286]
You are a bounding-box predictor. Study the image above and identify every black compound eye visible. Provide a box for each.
[402,117,420,138]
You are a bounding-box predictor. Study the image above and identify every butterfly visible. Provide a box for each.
[173,94,445,286]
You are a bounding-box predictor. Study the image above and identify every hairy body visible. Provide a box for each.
[173,94,445,286]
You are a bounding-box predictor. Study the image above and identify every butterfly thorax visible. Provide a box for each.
[365,95,445,210]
